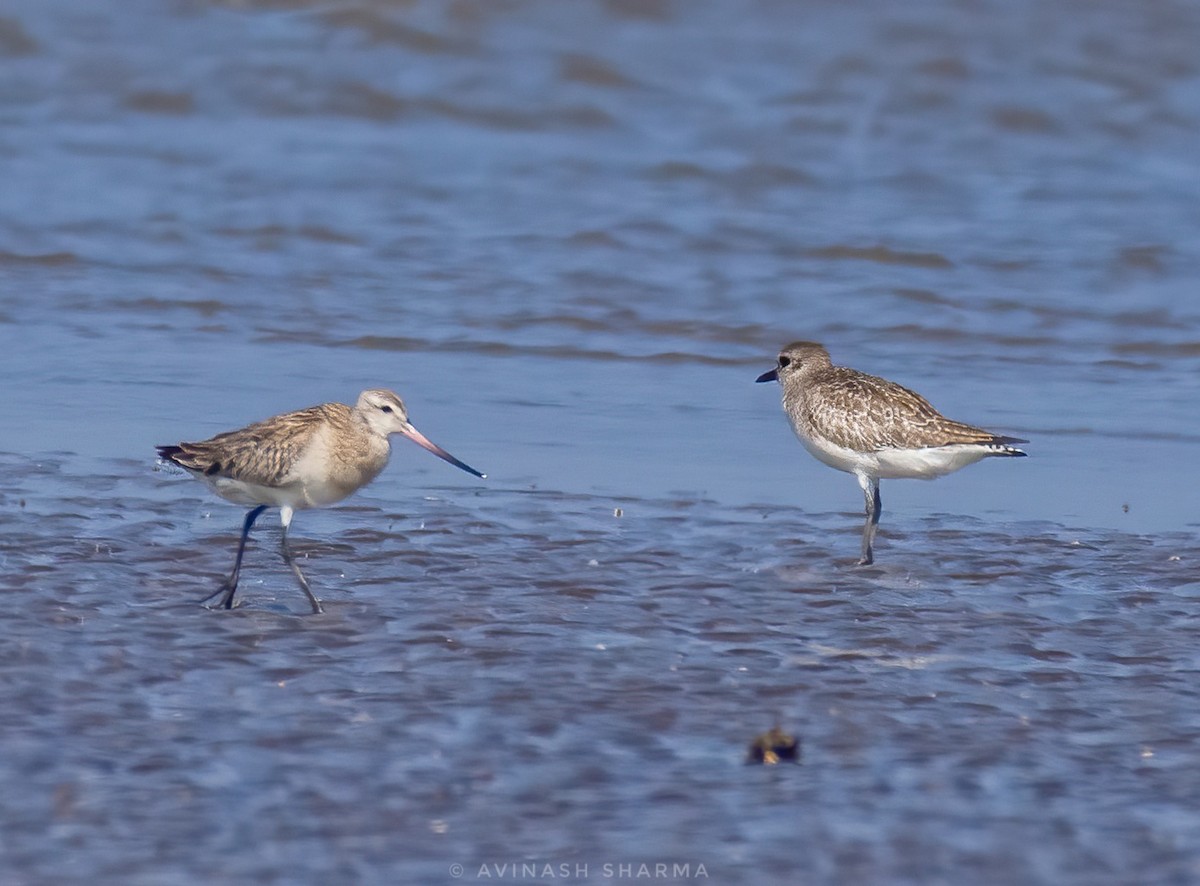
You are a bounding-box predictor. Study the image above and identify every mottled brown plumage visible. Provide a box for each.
[794,363,1015,453]
[160,405,325,486]
[757,342,1026,564]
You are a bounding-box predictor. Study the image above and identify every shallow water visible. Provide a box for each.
[3,1,1200,883]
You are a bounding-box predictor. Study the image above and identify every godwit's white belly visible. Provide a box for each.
[204,476,310,509]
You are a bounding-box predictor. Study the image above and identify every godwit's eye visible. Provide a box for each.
[778,356,792,368]
[381,405,394,414]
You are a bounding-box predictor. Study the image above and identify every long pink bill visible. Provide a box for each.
[400,423,486,479]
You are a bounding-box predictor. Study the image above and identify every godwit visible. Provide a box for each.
[157,389,485,613]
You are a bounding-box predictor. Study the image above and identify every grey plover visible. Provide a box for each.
[756,342,1026,564]
[157,389,485,613]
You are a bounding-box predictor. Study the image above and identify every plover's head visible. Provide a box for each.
[755,341,832,384]
[355,389,485,479]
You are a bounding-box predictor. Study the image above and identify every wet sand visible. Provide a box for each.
[3,453,1199,883]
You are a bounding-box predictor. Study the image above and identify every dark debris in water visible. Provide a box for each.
[746,726,801,765]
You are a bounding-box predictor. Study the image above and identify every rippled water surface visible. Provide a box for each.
[2,1,1200,883]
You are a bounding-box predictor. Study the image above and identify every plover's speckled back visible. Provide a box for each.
[757,342,1026,565]
[157,389,485,613]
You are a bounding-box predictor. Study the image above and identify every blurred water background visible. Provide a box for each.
[2,1,1199,883]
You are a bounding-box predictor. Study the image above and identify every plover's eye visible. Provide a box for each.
[381,405,394,414]
[778,356,792,368]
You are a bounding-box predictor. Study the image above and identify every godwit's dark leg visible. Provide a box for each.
[279,507,323,615]
[856,475,881,566]
[200,505,267,609]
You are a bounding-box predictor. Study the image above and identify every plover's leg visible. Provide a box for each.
[856,474,881,566]
[202,505,267,609]
[279,506,323,615]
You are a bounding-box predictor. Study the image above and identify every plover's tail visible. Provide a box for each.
[985,435,1028,457]
[934,419,1029,458]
